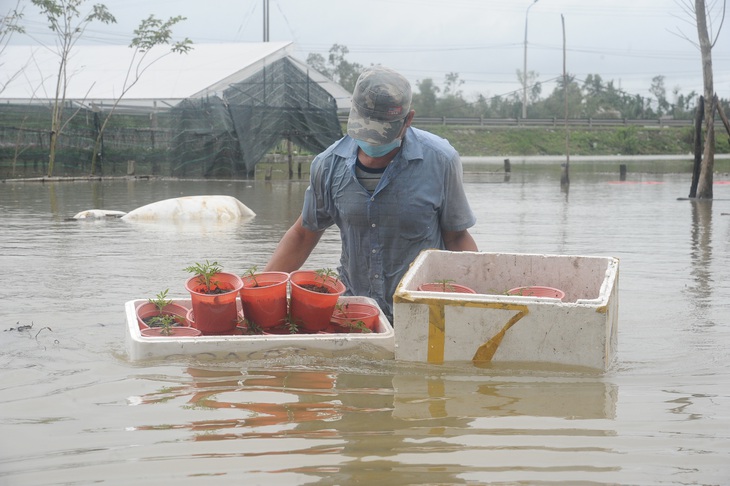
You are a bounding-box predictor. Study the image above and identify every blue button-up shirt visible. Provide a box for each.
[302,127,476,317]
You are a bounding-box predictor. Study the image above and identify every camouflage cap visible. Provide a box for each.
[347,66,412,145]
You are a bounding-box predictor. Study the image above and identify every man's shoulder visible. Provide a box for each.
[315,136,354,162]
[407,127,458,160]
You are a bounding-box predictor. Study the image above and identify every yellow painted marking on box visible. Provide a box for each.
[395,292,529,364]
[427,378,447,419]
[427,303,446,363]
[472,306,529,362]
[596,304,607,314]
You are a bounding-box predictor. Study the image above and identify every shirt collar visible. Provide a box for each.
[336,128,422,167]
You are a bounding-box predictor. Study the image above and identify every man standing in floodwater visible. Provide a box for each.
[264,65,477,322]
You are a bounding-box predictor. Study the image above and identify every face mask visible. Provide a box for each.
[356,138,401,158]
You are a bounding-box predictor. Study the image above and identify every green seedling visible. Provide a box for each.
[334,303,372,333]
[184,260,222,291]
[148,288,172,312]
[239,316,263,335]
[315,268,339,285]
[347,320,372,333]
[146,288,184,330]
[243,265,259,286]
[286,314,299,334]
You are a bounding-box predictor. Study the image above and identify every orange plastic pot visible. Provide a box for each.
[507,286,565,300]
[239,272,289,330]
[135,301,189,330]
[289,270,346,333]
[186,308,246,335]
[185,272,243,335]
[417,282,477,293]
[330,302,380,332]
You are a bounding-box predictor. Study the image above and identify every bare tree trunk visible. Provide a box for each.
[695,0,715,199]
[689,95,704,198]
[716,96,730,138]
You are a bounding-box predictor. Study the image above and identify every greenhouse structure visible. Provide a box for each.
[0,42,350,178]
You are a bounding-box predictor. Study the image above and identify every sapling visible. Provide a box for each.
[239,316,263,335]
[315,268,339,285]
[148,288,172,312]
[184,260,222,291]
[146,289,184,329]
[346,320,372,333]
[286,314,299,334]
[333,303,372,333]
[243,265,259,287]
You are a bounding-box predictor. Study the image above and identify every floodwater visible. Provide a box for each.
[1,166,729,485]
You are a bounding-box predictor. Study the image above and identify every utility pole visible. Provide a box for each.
[263,0,269,41]
[522,0,538,119]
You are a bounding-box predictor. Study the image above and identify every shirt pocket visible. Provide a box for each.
[396,195,438,241]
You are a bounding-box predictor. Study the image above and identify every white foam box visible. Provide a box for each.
[393,250,619,370]
[125,296,394,362]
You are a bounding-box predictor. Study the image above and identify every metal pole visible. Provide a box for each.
[263,0,269,41]
[522,0,538,119]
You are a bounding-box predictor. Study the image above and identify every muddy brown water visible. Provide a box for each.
[1,168,729,484]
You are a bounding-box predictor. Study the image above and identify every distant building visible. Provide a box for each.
[0,42,351,177]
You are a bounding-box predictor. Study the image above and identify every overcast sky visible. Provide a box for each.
[10,0,730,102]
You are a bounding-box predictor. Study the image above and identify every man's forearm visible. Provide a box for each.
[264,216,324,272]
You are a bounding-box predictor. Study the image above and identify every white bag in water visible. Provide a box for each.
[121,195,255,222]
[72,209,128,219]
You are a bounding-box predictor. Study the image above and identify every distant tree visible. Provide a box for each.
[541,74,582,118]
[582,74,604,117]
[31,0,116,178]
[89,15,192,174]
[1,1,25,95]
[412,78,439,116]
[327,44,363,92]
[305,53,328,77]
[442,72,464,97]
[649,75,671,116]
[603,80,629,116]
[672,86,698,119]
[472,93,492,118]
[439,72,471,117]
[516,68,539,117]
[306,44,363,92]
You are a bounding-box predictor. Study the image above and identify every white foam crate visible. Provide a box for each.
[393,250,619,370]
[125,296,394,361]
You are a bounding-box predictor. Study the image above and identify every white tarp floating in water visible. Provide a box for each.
[121,196,255,222]
[72,196,255,222]
[72,209,128,219]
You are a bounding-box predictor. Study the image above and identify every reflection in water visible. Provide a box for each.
[392,374,617,420]
[126,363,619,484]
[688,200,713,322]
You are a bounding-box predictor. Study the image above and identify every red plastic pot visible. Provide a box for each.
[187,306,244,334]
[185,272,243,335]
[330,302,380,332]
[135,301,189,330]
[289,270,346,333]
[239,272,289,330]
[507,286,565,300]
